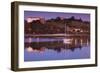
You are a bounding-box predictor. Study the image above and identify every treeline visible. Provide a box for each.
[24,16,90,34]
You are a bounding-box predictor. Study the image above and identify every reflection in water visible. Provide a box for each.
[24,36,90,61]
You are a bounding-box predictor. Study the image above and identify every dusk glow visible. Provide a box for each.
[24,11,90,21]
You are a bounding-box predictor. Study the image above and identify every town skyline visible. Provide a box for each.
[24,11,90,22]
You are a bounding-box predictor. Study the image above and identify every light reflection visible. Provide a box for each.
[63,38,73,44]
[27,46,46,53]
[25,37,90,53]
[27,46,33,52]
[28,37,32,43]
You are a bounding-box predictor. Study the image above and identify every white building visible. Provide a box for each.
[26,17,45,24]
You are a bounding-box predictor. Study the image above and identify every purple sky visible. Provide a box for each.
[24,11,90,22]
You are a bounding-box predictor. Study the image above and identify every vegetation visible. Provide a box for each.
[24,16,90,35]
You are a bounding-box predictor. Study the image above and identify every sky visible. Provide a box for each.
[24,11,90,22]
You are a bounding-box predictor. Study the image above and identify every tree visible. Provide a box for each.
[70,16,75,20]
[55,17,61,21]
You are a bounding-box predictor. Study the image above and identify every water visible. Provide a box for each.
[24,37,90,61]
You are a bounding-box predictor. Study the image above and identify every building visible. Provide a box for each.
[26,17,45,24]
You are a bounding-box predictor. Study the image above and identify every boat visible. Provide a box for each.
[63,38,73,44]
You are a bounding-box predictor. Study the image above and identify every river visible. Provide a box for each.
[24,36,90,61]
